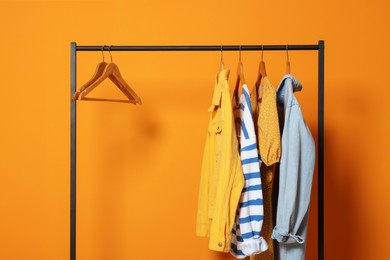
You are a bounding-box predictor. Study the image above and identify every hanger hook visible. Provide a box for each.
[220,45,224,63]
[101,46,105,62]
[261,45,264,61]
[286,45,289,62]
[108,45,113,63]
[239,45,242,62]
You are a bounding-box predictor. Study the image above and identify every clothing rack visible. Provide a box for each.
[70,41,325,260]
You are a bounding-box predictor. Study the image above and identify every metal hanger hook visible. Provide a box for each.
[108,45,113,63]
[101,46,105,62]
[220,45,224,63]
[286,45,290,62]
[261,45,264,61]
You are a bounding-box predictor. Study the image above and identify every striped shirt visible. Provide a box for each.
[230,84,268,258]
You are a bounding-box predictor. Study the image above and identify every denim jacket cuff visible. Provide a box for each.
[271,226,304,245]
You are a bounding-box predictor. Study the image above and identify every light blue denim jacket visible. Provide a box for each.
[271,75,315,260]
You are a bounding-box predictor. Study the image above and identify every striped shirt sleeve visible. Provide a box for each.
[230,85,268,258]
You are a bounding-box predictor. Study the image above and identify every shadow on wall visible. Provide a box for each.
[305,120,319,259]
[324,126,351,260]
[96,104,165,172]
[80,103,165,259]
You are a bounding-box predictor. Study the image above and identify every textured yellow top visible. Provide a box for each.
[249,76,281,260]
[250,77,281,166]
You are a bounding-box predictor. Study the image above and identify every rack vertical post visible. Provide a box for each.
[318,40,325,260]
[70,42,77,260]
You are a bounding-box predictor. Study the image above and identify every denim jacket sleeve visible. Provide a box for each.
[272,75,315,246]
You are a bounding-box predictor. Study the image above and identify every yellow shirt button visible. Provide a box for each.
[218,242,223,247]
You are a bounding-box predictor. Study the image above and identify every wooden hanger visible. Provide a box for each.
[286,45,291,74]
[77,46,142,104]
[72,47,108,101]
[234,46,246,105]
[72,62,107,101]
[255,45,267,86]
[255,46,267,99]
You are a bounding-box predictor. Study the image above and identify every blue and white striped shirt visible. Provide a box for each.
[230,84,268,258]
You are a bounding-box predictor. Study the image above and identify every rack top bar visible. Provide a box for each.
[75,44,319,51]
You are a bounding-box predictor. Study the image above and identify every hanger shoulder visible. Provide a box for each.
[73,62,107,101]
[256,60,267,86]
[234,75,240,104]
[219,61,225,71]
[78,63,118,100]
[110,65,142,104]
[238,61,246,85]
[260,60,267,77]
[234,61,245,105]
[255,60,267,99]
[78,63,113,99]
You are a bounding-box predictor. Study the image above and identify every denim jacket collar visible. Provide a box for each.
[276,74,303,111]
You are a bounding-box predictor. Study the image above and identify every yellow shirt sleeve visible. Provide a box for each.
[251,77,281,166]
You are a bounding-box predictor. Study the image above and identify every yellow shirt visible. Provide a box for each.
[196,69,244,252]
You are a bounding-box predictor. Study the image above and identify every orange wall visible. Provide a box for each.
[0,1,389,259]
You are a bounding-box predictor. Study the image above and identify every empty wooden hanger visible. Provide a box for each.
[76,46,142,104]
[255,45,267,99]
[234,46,246,105]
[72,46,108,101]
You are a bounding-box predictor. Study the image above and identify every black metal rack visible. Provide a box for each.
[70,41,325,260]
